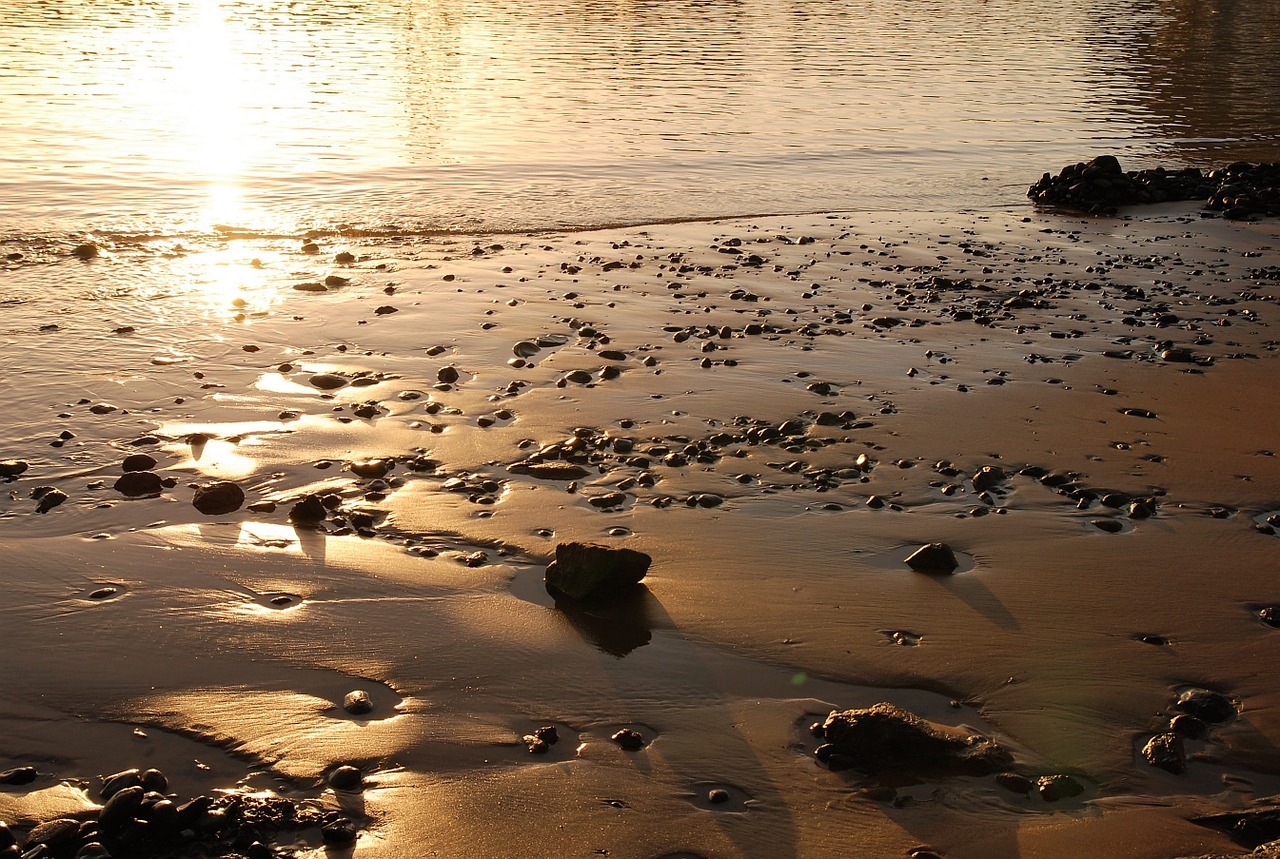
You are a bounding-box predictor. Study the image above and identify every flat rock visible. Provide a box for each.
[309,373,348,390]
[816,702,1012,775]
[904,542,959,574]
[508,461,591,481]
[0,460,29,478]
[192,481,245,515]
[545,541,651,602]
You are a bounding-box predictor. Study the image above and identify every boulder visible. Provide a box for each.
[815,702,1012,775]
[905,542,959,574]
[544,542,651,602]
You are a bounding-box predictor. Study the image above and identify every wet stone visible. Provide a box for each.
[904,542,959,574]
[1175,688,1236,724]
[611,728,646,750]
[995,772,1033,794]
[1141,732,1186,774]
[192,481,245,515]
[328,766,363,791]
[288,494,328,526]
[33,487,68,512]
[1259,606,1280,629]
[523,735,549,754]
[320,818,359,846]
[25,819,79,850]
[1037,774,1084,802]
[0,460,29,478]
[817,703,1011,775]
[0,766,36,785]
[121,453,157,472]
[545,541,651,602]
[342,690,374,715]
[113,471,163,497]
[309,373,348,390]
[1170,713,1208,739]
[100,769,141,799]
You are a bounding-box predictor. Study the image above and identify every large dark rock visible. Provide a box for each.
[545,542,651,602]
[1142,732,1187,774]
[904,542,959,574]
[815,702,1012,775]
[192,481,245,515]
[113,471,163,497]
[1175,688,1236,724]
[0,460,29,478]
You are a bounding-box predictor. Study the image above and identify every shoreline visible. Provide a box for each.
[2,204,1280,858]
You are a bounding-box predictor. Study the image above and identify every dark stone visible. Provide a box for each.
[309,373,347,390]
[100,769,140,799]
[320,818,358,846]
[350,459,392,478]
[534,726,559,744]
[139,768,167,794]
[971,466,1006,491]
[611,728,645,750]
[817,703,1012,775]
[73,843,112,859]
[288,494,328,526]
[1170,713,1208,739]
[121,453,157,472]
[1192,805,1280,848]
[192,481,245,515]
[98,785,144,832]
[328,766,363,791]
[437,366,460,384]
[0,767,36,785]
[904,542,959,574]
[1141,732,1186,774]
[0,460,30,478]
[1037,774,1084,802]
[707,788,730,804]
[113,471,163,497]
[24,819,80,850]
[34,487,68,513]
[1175,688,1235,724]
[544,542,651,601]
[508,461,591,481]
[342,690,373,714]
[995,772,1034,794]
[523,735,549,754]
[1259,606,1280,629]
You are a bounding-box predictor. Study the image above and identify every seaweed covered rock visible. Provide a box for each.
[544,541,651,601]
[813,702,1012,775]
[1029,157,1280,218]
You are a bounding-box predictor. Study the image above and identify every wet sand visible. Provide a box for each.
[2,205,1280,858]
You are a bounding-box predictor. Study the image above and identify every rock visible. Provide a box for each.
[611,728,645,750]
[995,772,1034,794]
[24,819,79,850]
[972,465,1006,491]
[320,818,358,846]
[437,366,459,384]
[288,494,328,526]
[0,460,29,478]
[33,487,68,513]
[1037,774,1084,801]
[73,844,112,859]
[1260,606,1280,629]
[1170,713,1208,739]
[113,471,163,497]
[349,459,392,479]
[0,766,36,785]
[588,492,626,508]
[1192,805,1280,849]
[508,461,591,481]
[121,453,157,472]
[523,735,549,754]
[309,373,347,390]
[100,769,141,799]
[544,541,651,601]
[904,542,959,574]
[816,703,1012,775]
[328,766,363,791]
[191,481,244,515]
[534,726,559,744]
[99,784,144,832]
[342,690,373,714]
[71,243,99,260]
[1142,732,1186,774]
[707,788,730,804]
[1175,688,1236,724]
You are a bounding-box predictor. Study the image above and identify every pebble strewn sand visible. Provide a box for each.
[2,206,1279,858]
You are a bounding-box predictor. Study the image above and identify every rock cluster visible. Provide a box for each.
[4,765,363,858]
[1028,157,1280,218]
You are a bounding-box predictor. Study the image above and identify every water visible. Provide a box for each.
[2,0,1279,245]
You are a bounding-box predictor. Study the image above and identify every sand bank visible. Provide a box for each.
[2,205,1279,858]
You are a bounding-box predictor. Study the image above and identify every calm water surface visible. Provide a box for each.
[1,0,1279,241]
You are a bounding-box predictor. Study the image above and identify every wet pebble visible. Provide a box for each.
[328,766,363,791]
[1141,732,1186,774]
[904,542,959,574]
[0,766,36,785]
[33,487,68,513]
[1037,774,1084,802]
[611,728,646,750]
[343,690,374,715]
[0,460,30,478]
[121,453,157,472]
[309,373,348,390]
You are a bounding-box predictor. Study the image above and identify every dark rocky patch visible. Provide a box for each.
[813,702,1011,775]
[1029,157,1280,219]
[545,541,651,602]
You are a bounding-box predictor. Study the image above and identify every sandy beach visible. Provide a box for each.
[2,203,1280,858]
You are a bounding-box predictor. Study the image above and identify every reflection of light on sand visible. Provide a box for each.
[256,372,325,395]
[168,246,280,316]
[235,522,302,553]
[174,437,260,480]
